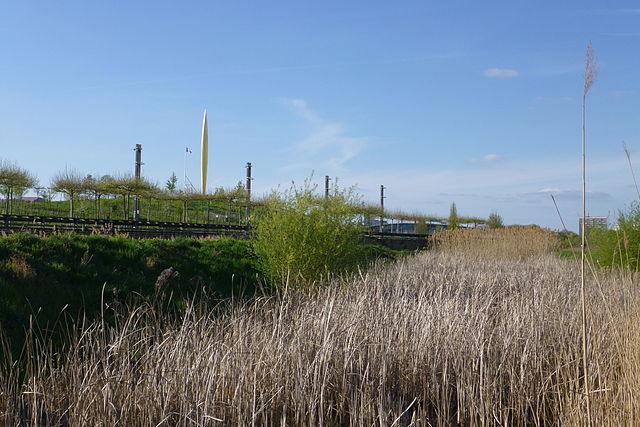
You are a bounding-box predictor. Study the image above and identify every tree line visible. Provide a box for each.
[0,161,247,220]
[1,159,503,228]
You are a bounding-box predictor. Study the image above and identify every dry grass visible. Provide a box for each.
[1,249,638,426]
[430,226,561,261]
[6,254,36,280]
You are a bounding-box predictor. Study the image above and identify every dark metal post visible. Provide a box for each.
[380,185,385,233]
[134,144,142,221]
[325,175,330,199]
[245,162,252,221]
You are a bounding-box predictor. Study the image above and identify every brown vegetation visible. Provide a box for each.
[1,247,638,425]
[6,255,36,280]
[430,225,561,261]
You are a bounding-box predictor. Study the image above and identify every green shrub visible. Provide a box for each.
[589,203,640,270]
[487,211,504,229]
[557,230,580,248]
[252,182,365,286]
[448,202,459,230]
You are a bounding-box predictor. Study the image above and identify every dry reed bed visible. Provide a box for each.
[1,252,639,426]
[430,226,562,261]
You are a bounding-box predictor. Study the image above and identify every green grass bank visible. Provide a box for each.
[0,233,260,349]
[0,233,401,353]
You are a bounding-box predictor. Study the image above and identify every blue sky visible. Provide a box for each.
[1,1,639,231]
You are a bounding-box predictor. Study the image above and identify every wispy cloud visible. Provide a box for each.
[284,99,365,172]
[75,52,464,91]
[589,8,640,15]
[343,155,627,210]
[612,90,635,97]
[483,68,519,78]
[532,188,612,201]
[258,153,630,231]
[469,154,503,163]
[535,96,574,103]
[602,32,640,37]
[531,64,582,77]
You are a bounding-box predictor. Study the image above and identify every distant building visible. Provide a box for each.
[21,197,44,203]
[379,221,448,235]
[579,216,607,236]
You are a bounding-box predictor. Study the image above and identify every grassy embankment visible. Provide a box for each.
[0,233,260,351]
[0,232,399,354]
[0,227,638,425]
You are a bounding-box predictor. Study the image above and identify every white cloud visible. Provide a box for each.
[285,99,365,172]
[484,68,519,78]
[469,153,503,163]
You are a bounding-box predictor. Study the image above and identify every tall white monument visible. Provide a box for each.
[200,110,208,195]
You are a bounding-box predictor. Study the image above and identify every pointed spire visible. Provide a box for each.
[200,110,208,195]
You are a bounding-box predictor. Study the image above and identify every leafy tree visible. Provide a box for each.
[165,172,178,192]
[448,202,459,230]
[0,161,37,214]
[487,211,504,229]
[105,174,156,220]
[51,169,84,217]
[83,174,112,218]
[170,190,200,222]
[252,181,365,286]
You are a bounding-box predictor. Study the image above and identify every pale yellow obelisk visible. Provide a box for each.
[200,110,208,195]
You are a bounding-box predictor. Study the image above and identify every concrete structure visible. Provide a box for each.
[579,216,607,236]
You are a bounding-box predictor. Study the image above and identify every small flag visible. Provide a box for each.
[186,147,192,154]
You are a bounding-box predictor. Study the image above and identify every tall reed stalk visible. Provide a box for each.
[623,142,640,200]
[581,41,597,425]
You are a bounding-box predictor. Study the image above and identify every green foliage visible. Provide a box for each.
[448,202,459,230]
[165,172,178,192]
[487,211,504,229]
[252,182,365,286]
[0,233,260,354]
[0,160,38,214]
[103,174,158,219]
[51,168,84,217]
[557,230,580,248]
[589,203,640,270]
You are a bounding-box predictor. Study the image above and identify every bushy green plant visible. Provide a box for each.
[252,181,364,286]
[557,230,580,248]
[590,203,640,270]
[448,202,459,230]
[487,211,504,229]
